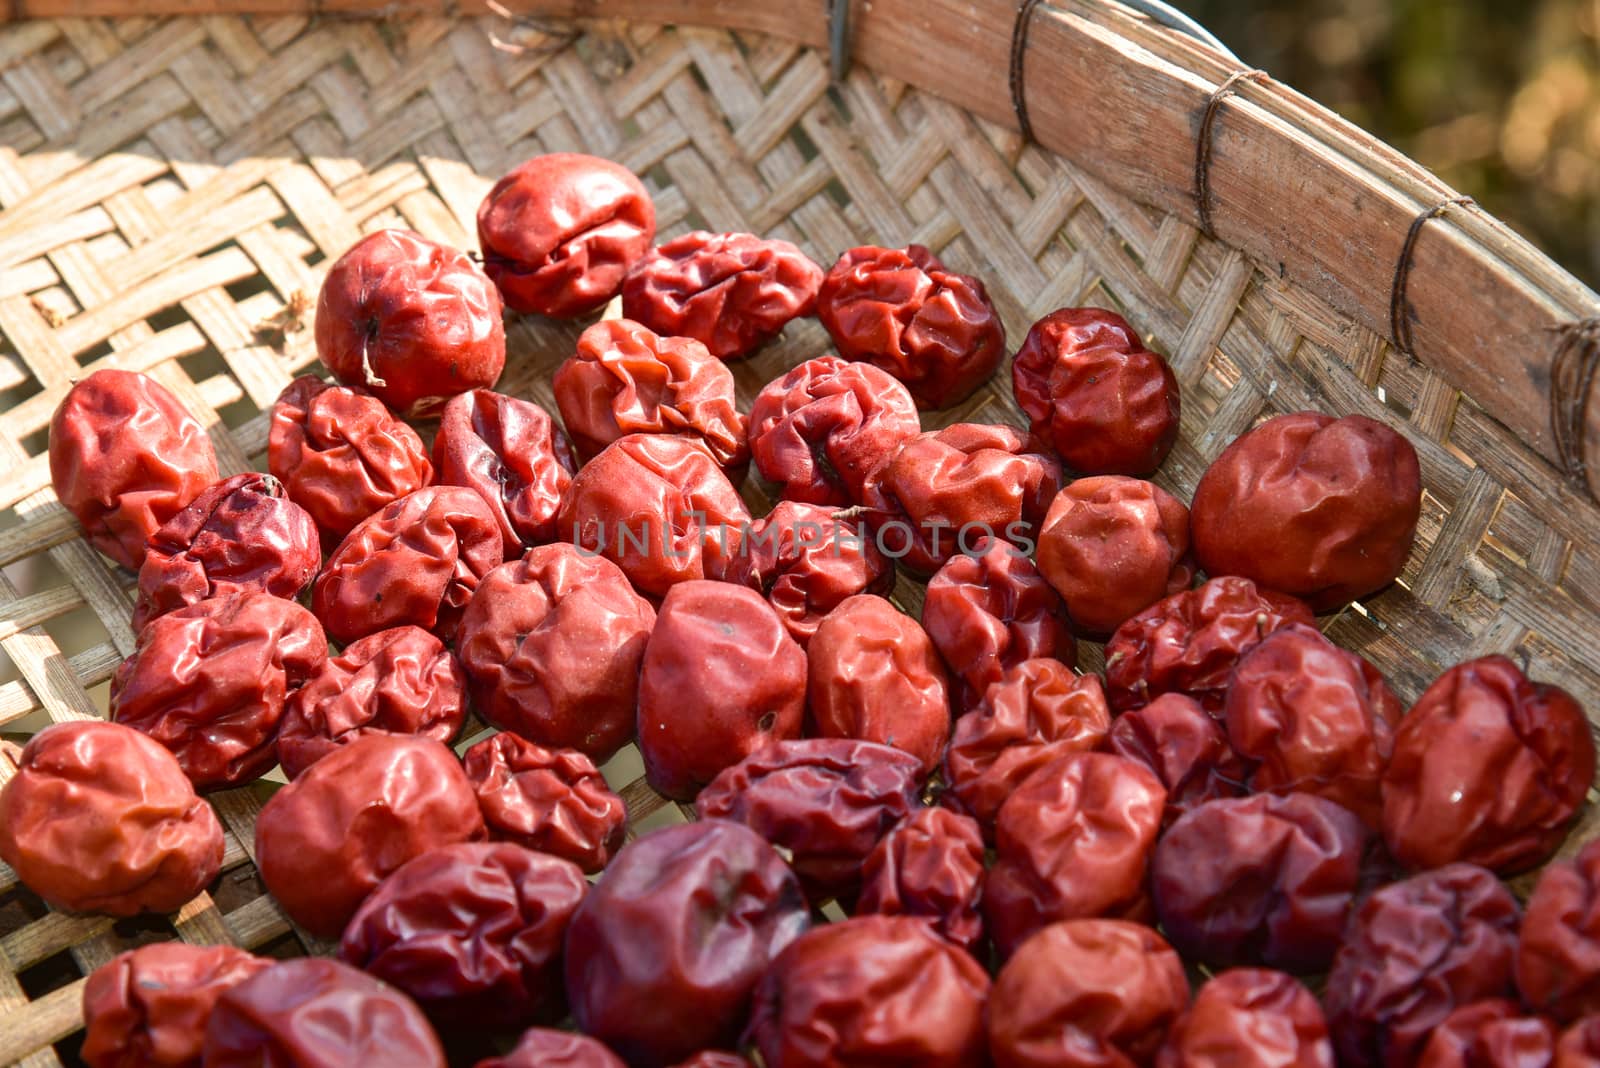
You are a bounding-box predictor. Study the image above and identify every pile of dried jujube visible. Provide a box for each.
[9,151,1600,1068]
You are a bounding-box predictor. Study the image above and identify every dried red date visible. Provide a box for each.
[1157,969,1333,1068]
[1560,1021,1600,1068]
[132,473,319,633]
[747,914,989,1068]
[622,231,823,360]
[1225,623,1401,827]
[463,732,626,873]
[747,355,921,506]
[1035,476,1193,635]
[50,369,219,569]
[477,152,656,318]
[695,738,923,903]
[817,244,1004,409]
[564,820,809,1066]
[856,807,985,951]
[433,389,576,550]
[1417,1001,1558,1068]
[1104,575,1316,713]
[267,375,433,545]
[456,544,654,763]
[1382,656,1595,874]
[340,841,586,1029]
[1012,307,1181,475]
[921,535,1075,707]
[476,1029,627,1068]
[638,581,806,800]
[82,943,271,1068]
[985,750,1166,956]
[316,228,504,418]
[1324,863,1520,1068]
[555,318,748,468]
[254,734,485,938]
[202,958,445,1067]
[1106,692,1248,820]
[713,502,893,647]
[805,593,950,775]
[1191,412,1422,610]
[1517,838,1600,1022]
[0,722,222,916]
[669,1055,751,1068]
[988,919,1190,1068]
[943,660,1110,831]
[557,434,750,596]
[312,485,504,644]
[277,625,467,780]
[1151,792,1369,973]
[864,424,1061,575]
[112,591,326,789]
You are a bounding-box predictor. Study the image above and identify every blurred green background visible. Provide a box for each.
[1187,0,1599,289]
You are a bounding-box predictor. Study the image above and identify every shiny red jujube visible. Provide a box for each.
[432,389,576,550]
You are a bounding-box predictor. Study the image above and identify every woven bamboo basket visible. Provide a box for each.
[2,0,1599,1063]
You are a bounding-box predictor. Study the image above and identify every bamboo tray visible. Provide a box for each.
[1,1,1599,1064]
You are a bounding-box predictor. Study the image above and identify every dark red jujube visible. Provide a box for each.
[856,806,986,951]
[476,1029,628,1068]
[1417,1000,1559,1068]
[1519,838,1600,1023]
[1560,1021,1600,1068]
[1105,692,1248,821]
[1156,969,1334,1068]
[462,732,627,874]
[49,368,219,569]
[669,1055,752,1068]
[432,388,576,550]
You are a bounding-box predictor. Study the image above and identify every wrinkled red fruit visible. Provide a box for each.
[1106,692,1248,821]
[1324,863,1521,1068]
[1518,838,1600,1022]
[112,591,326,790]
[1104,575,1316,713]
[1157,969,1333,1068]
[638,580,807,800]
[696,738,924,904]
[805,593,950,775]
[623,231,823,360]
[132,473,319,633]
[315,228,504,417]
[267,375,433,546]
[555,318,748,468]
[50,368,218,569]
[988,919,1190,1068]
[463,732,626,874]
[669,1055,752,1068]
[817,244,1004,409]
[432,389,576,550]
[457,544,655,763]
[477,152,656,318]
[1035,476,1193,635]
[747,915,990,1068]
[1382,655,1595,874]
[1559,1020,1600,1068]
[1012,307,1180,475]
[476,1029,627,1068]
[1191,412,1422,611]
[747,355,921,506]
[1417,1000,1558,1068]
[254,734,485,939]
[564,820,809,1067]
[856,807,985,951]
[340,841,587,1029]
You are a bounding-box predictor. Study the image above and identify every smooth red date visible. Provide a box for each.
[1157,969,1333,1068]
[132,473,319,633]
[746,914,990,1068]
[747,355,921,506]
[817,244,1004,410]
[476,1029,627,1068]
[1106,692,1248,820]
[432,389,576,550]
[312,485,505,644]
[805,593,950,775]
[1191,412,1422,611]
[1517,838,1600,1022]
[50,369,219,570]
[555,318,749,468]
[988,919,1190,1068]
[1012,307,1180,475]
[477,152,656,318]
[463,732,627,874]
[1382,655,1595,874]
[267,375,433,546]
[1417,1001,1558,1068]
[1104,575,1316,713]
[112,591,327,790]
[316,228,504,418]
[277,625,467,780]
[1035,476,1193,635]
[623,231,823,360]
[456,544,654,763]
[856,807,985,951]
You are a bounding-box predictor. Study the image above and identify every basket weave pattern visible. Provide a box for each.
[1,13,1599,1065]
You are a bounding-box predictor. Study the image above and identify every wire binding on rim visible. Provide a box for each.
[1192,69,1268,237]
[1009,0,1045,143]
[1389,196,1475,363]
[1551,317,1600,494]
